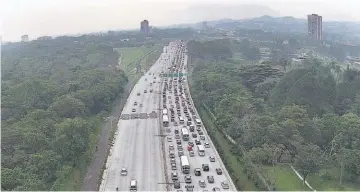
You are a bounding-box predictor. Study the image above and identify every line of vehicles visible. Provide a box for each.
[113,41,231,191]
[162,41,230,191]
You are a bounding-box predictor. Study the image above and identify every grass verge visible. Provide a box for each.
[307,168,360,191]
[262,165,310,191]
[197,105,258,191]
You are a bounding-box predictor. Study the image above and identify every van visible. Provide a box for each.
[130,179,137,191]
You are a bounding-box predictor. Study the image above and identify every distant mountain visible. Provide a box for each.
[167,15,360,37]
[167,4,280,28]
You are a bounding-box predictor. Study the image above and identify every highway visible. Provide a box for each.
[162,41,237,191]
[100,48,171,191]
[99,41,236,191]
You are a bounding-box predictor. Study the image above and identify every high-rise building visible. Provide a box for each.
[307,14,323,40]
[202,21,208,31]
[140,20,150,33]
[21,35,29,42]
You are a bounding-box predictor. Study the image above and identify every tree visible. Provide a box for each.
[295,144,323,185]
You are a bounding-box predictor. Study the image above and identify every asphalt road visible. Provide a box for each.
[99,41,236,191]
[100,48,171,191]
[162,41,237,191]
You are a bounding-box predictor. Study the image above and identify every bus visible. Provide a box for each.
[195,119,202,127]
[180,156,190,174]
[163,115,169,127]
[162,109,168,115]
[197,145,205,156]
[181,127,189,141]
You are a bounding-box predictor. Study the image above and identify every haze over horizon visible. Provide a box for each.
[1,0,359,42]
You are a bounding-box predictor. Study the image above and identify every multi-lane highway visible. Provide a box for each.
[161,41,236,191]
[99,41,236,191]
[100,50,170,191]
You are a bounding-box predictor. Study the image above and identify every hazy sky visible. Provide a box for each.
[1,0,359,42]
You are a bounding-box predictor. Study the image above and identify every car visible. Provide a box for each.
[120,168,127,176]
[200,135,205,140]
[216,168,223,175]
[184,175,192,183]
[170,158,176,164]
[195,140,201,145]
[171,163,177,170]
[189,151,195,157]
[199,131,204,135]
[169,153,175,158]
[174,129,179,134]
[176,139,181,144]
[212,187,221,192]
[175,135,180,139]
[140,104,143,107]
[199,180,206,188]
[144,90,147,93]
[192,133,197,138]
[209,156,215,162]
[202,164,209,171]
[174,121,178,126]
[150,89,153,93]
[185,185,194,192]
[134,102,138,106]
[169,144,174,150]
[205,142,210,148]
[187,145,193,151]
[188,141,194,147]
[221,181,229,189]
[145,78,147,81]
[171,172,179,180]
[194,168,201,176]
[167,137,172,142]
[178,151,184,156]
[207,175,214,183]
[174,181,181,189]
[132,109,136,112]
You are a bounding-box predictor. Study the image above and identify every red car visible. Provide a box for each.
[187,145,193,151]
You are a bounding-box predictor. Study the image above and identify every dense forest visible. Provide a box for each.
[188,39,360,190]
[1,37,128,190]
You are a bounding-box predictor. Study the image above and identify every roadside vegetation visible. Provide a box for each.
[1,36,128,190]
[187,39,360,191]
[116,45,162,83]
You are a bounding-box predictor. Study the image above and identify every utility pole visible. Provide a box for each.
[340,147,344,186]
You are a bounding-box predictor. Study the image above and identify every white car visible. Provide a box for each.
[120,168,127,176]
[204,142,210,148]
[221,181,229,189]
[199,180,206,188]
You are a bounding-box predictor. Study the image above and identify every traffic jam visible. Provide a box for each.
[161,41,231,192]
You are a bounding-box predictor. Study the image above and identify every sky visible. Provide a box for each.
[1,0,359,42]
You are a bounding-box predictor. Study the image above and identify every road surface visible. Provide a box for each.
[99,48,170,191]
[99,41,236,191]
[161,41,237,191]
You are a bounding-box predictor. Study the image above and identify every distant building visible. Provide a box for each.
[140,20,150,33]
[307,14,323,40]
[202,21,208,31]
[21,35,29,42]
